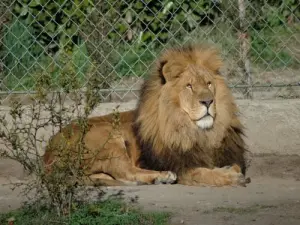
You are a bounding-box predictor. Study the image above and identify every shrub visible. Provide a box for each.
[0,17,91,91]
[13,0,94,54]
[114,44,158,78]
[0,50,107,216]
[250,27,296,69]
[100,0,221,46]
[0,17,43,90]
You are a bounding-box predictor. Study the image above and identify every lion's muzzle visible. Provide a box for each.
[200,99,213,108]
[196,115,214,129]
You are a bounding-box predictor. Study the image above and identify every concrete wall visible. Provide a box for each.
[86,99,300,156]
[1,99,300,156]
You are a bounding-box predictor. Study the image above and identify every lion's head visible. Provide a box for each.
[159,47,220,130]
[134,44,245,173]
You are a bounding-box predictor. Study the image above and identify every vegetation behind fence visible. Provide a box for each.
[0,0,299,100]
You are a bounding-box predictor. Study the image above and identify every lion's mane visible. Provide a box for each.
[133,44,247,176]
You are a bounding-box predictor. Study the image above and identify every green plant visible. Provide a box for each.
[100,0,299,46]
[114,44,158,77]
[43,41,91,90]
[1,24,91,91]
[247,0,300,30]
[0,17,43,90]
[0,200,171,225]
[101,0,221,46]
[1,0,95,91]
[13,0,94,54]
[250,27,296,68]
[0,0,13,34]
[0,49,106,215]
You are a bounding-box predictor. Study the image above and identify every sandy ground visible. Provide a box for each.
[1,99,300,225]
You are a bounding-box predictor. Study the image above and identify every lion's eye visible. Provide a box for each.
[186,84,192,89]
[207,81,212,88]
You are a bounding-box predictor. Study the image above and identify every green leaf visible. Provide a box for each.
[150,22,157,31]
[135,1,144,9]
[142,32,151,42]
[162,2,174,14]
[47,2,56,10]
[28,0,41,7]
[45,22,56,33]
[118,24,127,33]
[37,13,46,22]
[14,4,22,13]
[20,6,29,16]
[66,24,77,35]
[182,3,189,11]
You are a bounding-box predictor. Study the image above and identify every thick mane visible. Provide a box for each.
[133,44,247,175]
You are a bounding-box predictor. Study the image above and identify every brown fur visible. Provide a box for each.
[43,44,250,187]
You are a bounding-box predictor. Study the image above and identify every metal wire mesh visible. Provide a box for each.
[0,0,299,103]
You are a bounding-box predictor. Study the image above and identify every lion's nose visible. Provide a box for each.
[200,99,213,108]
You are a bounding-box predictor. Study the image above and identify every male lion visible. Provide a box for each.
[44,44,251,187]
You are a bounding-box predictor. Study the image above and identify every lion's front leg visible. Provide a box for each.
[177,164,251,187]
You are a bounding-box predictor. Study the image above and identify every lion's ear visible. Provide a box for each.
[158,60,168,84]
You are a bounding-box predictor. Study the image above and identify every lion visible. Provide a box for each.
[43,44,251,187]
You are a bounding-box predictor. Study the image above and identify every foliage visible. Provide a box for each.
[13,0,94,54]
[246,0,299,68]
[0,50,105,215]
[247,0,300,30]
[99,0,299,46]
[0,18,91,91]
[0,200,171,225]
[115,44,158,77]
[78,0,121,89]
[1,0,299,93]
[101,0,221,46]
[41,41,91,90]
[0,0,13,32]
[0,18,43,88]
[1,0,94,91]
[250,27,296,68]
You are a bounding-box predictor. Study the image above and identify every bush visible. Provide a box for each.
[0,0,95,91]
[0,17,43,90]
[13,0,94,54]
[101,0,221,46]
[114,44,158,78]
[0,49,105,215]
[250,27,296,68]
[247,0,300,30]
[1,0,299,93]
[0,16,92,91]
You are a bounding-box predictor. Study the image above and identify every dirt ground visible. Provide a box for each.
[1,154,300,225]
[1,99,300,225]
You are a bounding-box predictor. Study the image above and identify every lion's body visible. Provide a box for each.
[44,44,250,187]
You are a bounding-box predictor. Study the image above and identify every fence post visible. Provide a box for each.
[238,0,253,99]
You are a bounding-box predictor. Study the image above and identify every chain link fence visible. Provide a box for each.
[0,0,299,103]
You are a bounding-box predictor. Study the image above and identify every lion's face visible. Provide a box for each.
[165,65,216,130]
[178,66,216,129]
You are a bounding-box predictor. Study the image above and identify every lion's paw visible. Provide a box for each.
[154,171,177,185]
[222,164,251,187]
[231,172,251,187]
